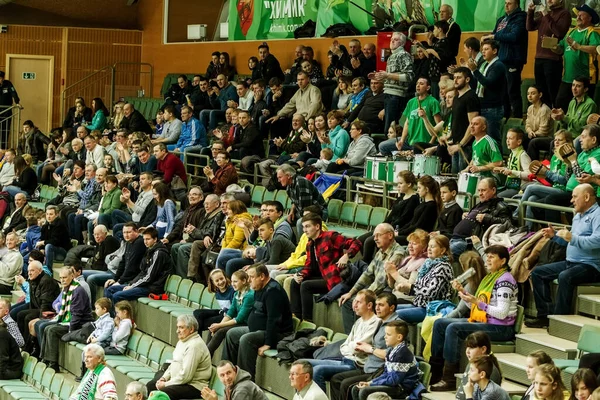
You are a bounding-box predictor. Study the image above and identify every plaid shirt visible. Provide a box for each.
[352,241,406,295]
[77,178,100,210]
[302,231,362,290]
[287,175,327,219]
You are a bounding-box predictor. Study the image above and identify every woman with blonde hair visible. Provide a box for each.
[393,235,454,322]
[215,200,252,271]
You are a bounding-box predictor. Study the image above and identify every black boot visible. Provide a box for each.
[47,361,60,373]
[30,340,40,359]
[429,356,445,385]
[75,362,85,382]
[430,362,460,391]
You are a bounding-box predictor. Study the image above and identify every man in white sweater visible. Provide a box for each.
[0,232,23,294]
[0,149,15,188]
[291,361,328,400]
[302,289,380,392]
[84,135,105,169]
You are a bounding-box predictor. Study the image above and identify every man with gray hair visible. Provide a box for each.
[290,360,328,400]
[338,223,404,333]
[0,232,23,294]
[201,360,268,400]
[126,381,148,400]
[147,314,212,400]
[372,31,413,133]
[64,225,119,295]
[71,343,118,399]
[184,193,225,283]
[276,164,327,231]
[527,183,600,328]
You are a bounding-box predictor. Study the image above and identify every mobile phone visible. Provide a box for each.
[466,237,473,245]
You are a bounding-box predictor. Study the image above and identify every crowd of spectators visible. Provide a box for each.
[1,2,600,399]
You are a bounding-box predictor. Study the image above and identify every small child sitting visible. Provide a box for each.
[103,154,117,175]
[108,300,134,356]
[464,355,510,400]
[77,297,115,381]
[313,148,333,173]
[352,320,421,400]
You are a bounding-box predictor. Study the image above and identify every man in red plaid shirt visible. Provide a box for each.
[290,213,362,321]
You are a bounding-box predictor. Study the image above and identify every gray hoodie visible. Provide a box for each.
[230,368,268,400]
[345,134,376,167]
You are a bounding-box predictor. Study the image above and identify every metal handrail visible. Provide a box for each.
[518,200,574,228]
[60,65,113,121]
[60,62,154,123]
[0,105,22,149]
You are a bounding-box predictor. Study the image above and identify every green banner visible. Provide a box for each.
[229,0,319,40]
[229,0,521,40]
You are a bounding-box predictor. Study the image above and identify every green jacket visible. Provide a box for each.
[563,95,597,137]
[567,146,600,195]
[99,187,123,215]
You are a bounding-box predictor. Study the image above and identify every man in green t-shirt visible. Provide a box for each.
[566,124,600,196]
[397,77,442,149]
[551,76,597,145]
[465,116,503,178]
[552,5,600,112]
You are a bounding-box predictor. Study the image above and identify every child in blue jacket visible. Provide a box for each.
[352,320,422,400]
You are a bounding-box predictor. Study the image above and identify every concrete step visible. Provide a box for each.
[422,380,528,400]
[496,353,530,386]
[578,295,600,318]
[515,333,578,360]
[549,314,600,342]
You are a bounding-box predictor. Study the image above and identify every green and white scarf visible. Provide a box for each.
[505,146,524,190]
[57,280,80,324]
[77,363,105,400]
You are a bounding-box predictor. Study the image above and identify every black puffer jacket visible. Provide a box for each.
[29,273,60,313]
[475,197,512,237]
[130,242,173,294]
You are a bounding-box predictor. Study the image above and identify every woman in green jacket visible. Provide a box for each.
[89,175,123,237]
[84,97,109,132]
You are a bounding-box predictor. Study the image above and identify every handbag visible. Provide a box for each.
[203,248,220,269]
[170,175,187,192]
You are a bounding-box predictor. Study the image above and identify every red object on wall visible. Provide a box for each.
[376,31,413,72]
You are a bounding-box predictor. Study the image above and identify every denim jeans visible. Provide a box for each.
[171,242,192,278]
[105,284,150,304]
[383,94,407,134]
[216,248,243,271]
[4,185,27,199]
[451,147,471,174]
[85,271,115,303]
[45,244,67,271]
[378,138,411,156]
[480,107,503,144]
[395,304,427,323]
[200,109,225,130]
[68,213,88,245]
[531,260,600,317]
[225,258,253,279]
[450,238,468,258]
[305,357,357,392]
[10,301,28,321]
[35,319,57,347]
[431,318,514,364]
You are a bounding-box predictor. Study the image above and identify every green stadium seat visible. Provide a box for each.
[353,204,372,228]
[369,207,388,228]
[419,361,432,386]
[210,366,226,397]
[47,373,63,397]
[263,190,276,202]
[554,325,600,370]
[107,335,152,367]
[139,275,181,305]
[339,202,357,225]
[156,279,194,311]
[332,332,348,343]
[297,321,316,331]
[4,362,44,394]
[251,186,266,206]
[292,316,300,332]
[200,290,216,309]
[274,190,289,209]
[58,380,75,400]
[327,199,343,223]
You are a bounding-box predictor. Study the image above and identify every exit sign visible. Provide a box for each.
[22,72,36,80]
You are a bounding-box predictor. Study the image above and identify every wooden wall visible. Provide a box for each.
[140,0,539,98]
[0,25,142,128]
